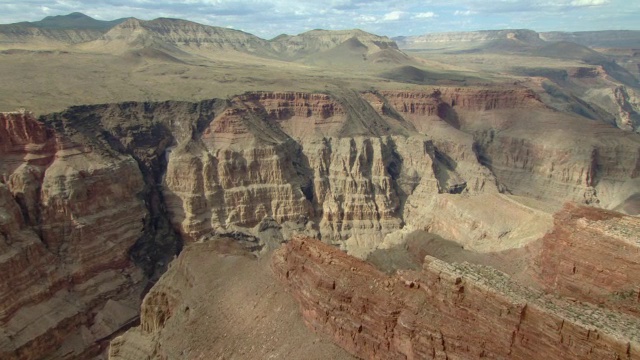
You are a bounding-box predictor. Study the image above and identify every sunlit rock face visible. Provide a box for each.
[272,237,640,360]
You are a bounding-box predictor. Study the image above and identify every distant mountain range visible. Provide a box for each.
[0,12,639,74]
[393,29,640,50]
[0,13,413,71]
[2,13,640,52]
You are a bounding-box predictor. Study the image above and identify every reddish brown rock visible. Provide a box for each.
[379,88,541,118]
[535,203,640,315]
[0,112,145,359]
[273,237,640,360]
[240,92,346,120]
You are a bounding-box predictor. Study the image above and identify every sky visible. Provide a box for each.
[0,0,639,39]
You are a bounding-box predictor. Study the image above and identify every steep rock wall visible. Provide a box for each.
[535,204,640,315]
[0,112,145,359]
[375,89,640,210]
[273,237,640,360]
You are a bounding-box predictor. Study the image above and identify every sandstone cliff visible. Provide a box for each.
[40,88,637,257]
[534,203,640,315]
[273,237,640,360]
[0,111,145,359]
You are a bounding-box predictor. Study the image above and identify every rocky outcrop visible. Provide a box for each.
[0,111,145,359]
[239,92,346,122]
[535,203,640,315]
[472,120,640,209]
[157,90,508,252]
[380,88,541,115]
[273,237,640,360]
[613,86,640,132]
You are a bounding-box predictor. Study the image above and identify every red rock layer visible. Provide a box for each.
[240,92,346,120]
[379,88,541,116]
[535,203,640,315]
[0,112,145,359]
[273,237,640,360]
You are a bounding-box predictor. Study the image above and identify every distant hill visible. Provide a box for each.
[540,31,640,49]
[270,29,400,60]
[393,29,544,52]
[83,17,279,58]
[534,41,607,62]
[80,20,411,67]
[394,29,640,52]
[11,12,127,31]
[379,65,478,85]
[0,12,127,48]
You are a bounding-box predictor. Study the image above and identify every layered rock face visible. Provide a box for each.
[535,204,640,314]
[0,112,145,359]
[82,88,637,254]
[157,90,505,252]
[375,88,640,213]
[273,237,640,360]
[613,86,640,131]
[2,86,639,359]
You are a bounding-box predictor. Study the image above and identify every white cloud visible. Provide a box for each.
[570,0,609,6]
[382,10,404,21]
[453,10,475,16]
[415,11,435,18]
[355,14,377,23]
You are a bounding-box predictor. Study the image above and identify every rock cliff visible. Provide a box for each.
[273,236,640,360]
[38,88,638,256]
[0,111,145,359]
[534,203,640,315]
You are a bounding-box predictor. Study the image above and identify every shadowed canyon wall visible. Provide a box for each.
[0,112,145,359]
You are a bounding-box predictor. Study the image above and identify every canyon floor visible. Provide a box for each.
[1,14,640,360]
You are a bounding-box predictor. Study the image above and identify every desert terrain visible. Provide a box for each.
[0,12,639,360]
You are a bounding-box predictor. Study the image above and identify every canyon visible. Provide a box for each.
[1,84,639,358]
[0,11,639,360]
